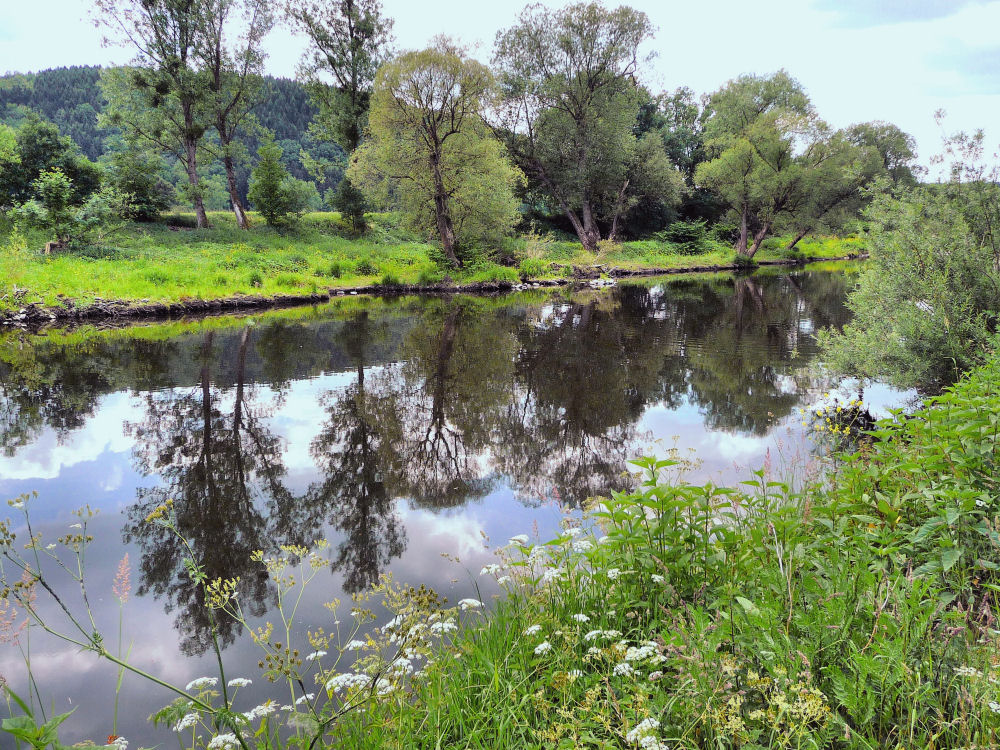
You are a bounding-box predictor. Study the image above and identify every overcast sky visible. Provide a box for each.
[2,0,999,166]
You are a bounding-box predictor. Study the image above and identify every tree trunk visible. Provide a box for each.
[736,205,749,256]
[785,229,809,251]
[608,179,630,243]
[222,150,250,229]
[747,222,772,259]
[580,198,601,253]
[430,154,460,267]
[185,136,209,229]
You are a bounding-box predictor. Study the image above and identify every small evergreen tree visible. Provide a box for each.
[248,139,309,227]
[331,176,366,233]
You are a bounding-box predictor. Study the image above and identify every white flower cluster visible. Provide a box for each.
[326,672,370,693]
[185,677,218,691]
[624,643,664,664]
[534,641,553,655]
[571,539,593,553]
[428,620,457,635]
[541,567,564,584]
[508,534,530,546]
[242,700,277,722]
[345,639,366,651]
[295,693,315,705]
[607,568,621,581]
[110,737,128,750]
[458,598,483,610]
[305,650,327,661]
[480,564,501,576]
[651,574,665,584]
[612,662,636,677]
[584,629,622,642]
[955,666,983,678]
[625,717,667,749]
[571,613,590,623]
[227,677,252,688]
[207,734,239,750]
[173,713,199,733]
[523,624,542,636]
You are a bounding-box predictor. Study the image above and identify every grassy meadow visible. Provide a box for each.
[0,210,862,313]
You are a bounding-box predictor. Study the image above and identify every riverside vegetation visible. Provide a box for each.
[0,210,859,314]
[4,343,1000,749]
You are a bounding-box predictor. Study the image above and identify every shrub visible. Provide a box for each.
[328,261,347,278]
[378,271,403,288]
[656,219,710,255]
[355,258,378,276]
[247,271,263,288]
[417,267,443,285]
[331,177,367,233]
[247,139,310,227]
[518,257,548,280]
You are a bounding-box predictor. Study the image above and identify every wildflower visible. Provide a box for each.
[607,568,621,581]
[624,644,658,662]
[613,662,635,677]
[651,574,664,584]
[523,624,542,636]
[568,669,583,678]
[109,737,128,750]
[295,693,315,705]
[112,554,131,603]
[584,630,603,641]
[571,613,590,623]
[172,713,199,732]
[480,564,501,576]
[345,639,366,650]
[497,576,512,585]
[598,535,610,544]
[207,734,239,750]
[649,671,663,681]
[326,673,370,693]
[458,598,483,610]
[572,539,593,553]
[305,651,327,661]
[565,527,583,538]
[990,701,1000,714]
[429,620,457,635]
[541,568,564,584]
[625,717,660,744]
[955,666,983,678]
[185,677,218,691]
[534,641,553,655]
[508,534,529,546]
[8,499,24,510]
[244,700,278,721]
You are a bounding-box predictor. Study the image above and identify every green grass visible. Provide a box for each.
[0,211,863,312]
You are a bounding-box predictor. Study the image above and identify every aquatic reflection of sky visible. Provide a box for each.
[0,271,912,744]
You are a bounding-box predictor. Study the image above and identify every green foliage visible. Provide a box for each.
[822,180,1000,391]
[15,169,129,248]
[354,258,378,276]
[102,140,173,221]
[351,38,524,266]
[0,114,100,210]
[518,257,548,280]
[378,271,402,288]
[330,176,367,233]
[657,219,710,254]
[248,139,310,227]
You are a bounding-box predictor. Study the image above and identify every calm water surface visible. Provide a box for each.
[0,268,904,744]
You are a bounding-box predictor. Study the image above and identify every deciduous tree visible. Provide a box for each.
[492,3,681,251]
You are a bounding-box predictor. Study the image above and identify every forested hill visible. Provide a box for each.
[0,66,316,160]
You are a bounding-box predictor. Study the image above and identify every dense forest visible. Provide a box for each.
[0,65,326,204]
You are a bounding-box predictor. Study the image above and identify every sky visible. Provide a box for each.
[1,0,999,166]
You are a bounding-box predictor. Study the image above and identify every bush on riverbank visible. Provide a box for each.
[0,211,860,312]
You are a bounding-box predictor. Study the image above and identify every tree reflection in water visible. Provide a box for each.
[0,270,853,651]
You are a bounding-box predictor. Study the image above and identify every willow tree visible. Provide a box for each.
[492,2,681,251]
[349,38,523,266]
[696,71,824,257]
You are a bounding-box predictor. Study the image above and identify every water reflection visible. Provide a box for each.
[0,269,853,660]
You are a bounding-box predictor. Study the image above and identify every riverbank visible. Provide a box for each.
[0,210,862,325]
[333,346,1000,748]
